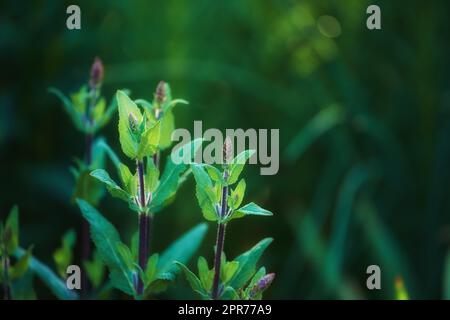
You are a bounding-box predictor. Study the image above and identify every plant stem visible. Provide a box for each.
[212,222,226,299]
[211,171,229,299]
[81,86,96,296]
[2,252,11,300]
[81,132,94,297]
[136,160,149,295]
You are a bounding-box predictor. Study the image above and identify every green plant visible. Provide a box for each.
[1,206,77,300]
[49,58,119,294]
[81,85,206,299]
[176,137,275,299]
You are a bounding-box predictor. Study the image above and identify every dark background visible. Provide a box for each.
[1,0,450,299]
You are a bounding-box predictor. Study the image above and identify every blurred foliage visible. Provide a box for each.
[1,0,450,299]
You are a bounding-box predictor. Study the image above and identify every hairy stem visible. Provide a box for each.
[136,160,149,295]
[212,171,229,299]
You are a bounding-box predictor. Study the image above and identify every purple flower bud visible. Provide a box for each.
[89,57,104,89]
[249,273,275,298]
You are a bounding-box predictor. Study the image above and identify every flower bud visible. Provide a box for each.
[249,273,275,298]
[89,57,104,89]
[155,81,166,104]
[223,136,232,164]
[128,113,139,132]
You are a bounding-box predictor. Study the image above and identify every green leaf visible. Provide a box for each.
[145,159,160,193]
[247,267,266,290]
[156,223,208,281]
[150,138,203,212]
[72,169,105,206]
[229,202,273,221]
[96,93,122,130]
[135,99,153,111]
[76,199,136,296]
[175,262,206,295]
[229,179,246,210]
[222,261,239,284]
[118,163,133,194]
[5,205,19,255]
[14,247,79,300]
[96,139,121,170]
[83,249,105,289]
[191,164,218,221]
[90,169,129,202]
[48,87,83,132]
[220,286,239,300]
[204,164,225,184]
[71,85,88,114]
[10,246,32,279]
[197,256,213,291]
[53,229,76,278]
[229,238,273,289]
[92,97,106,123]
[116,242,134,270]
[164,98,189,113]
[117,90,142,159]
[137,120,161,159]
[227,150,256,185]
[143,253,159,287]
[159,109,175,150]
[11,270,36,300]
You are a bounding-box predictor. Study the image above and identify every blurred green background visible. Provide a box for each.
[1,0,450,299]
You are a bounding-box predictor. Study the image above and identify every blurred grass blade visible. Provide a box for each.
[284,104,344,162]
[355,198,419,298]
[327,165,373,279]
[292,214,359,299]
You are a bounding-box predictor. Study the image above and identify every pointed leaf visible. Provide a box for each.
[222,261,239,284]
[229,238,273,289]
[191,164,219,221]
[5,205,19,255]
[117,90,142,159]
[156,223,208,282]
[14,247,78,300]
[229,202,273,221]
[90,169,129,202]
[159,109,175,150]
[48,87,83,131]
[76,199,136,296]
[229,179,246,210]
[150,138,203,212]
[175,262,205,295]
[227,150,256,185]
[137,121,161,159]
[10,246,32,279]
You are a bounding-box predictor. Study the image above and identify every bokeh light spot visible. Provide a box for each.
[317,15,341,38]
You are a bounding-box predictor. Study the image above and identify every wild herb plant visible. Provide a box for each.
[176,138,275,299]
[49,58,118,293]
[79,85,207,299]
